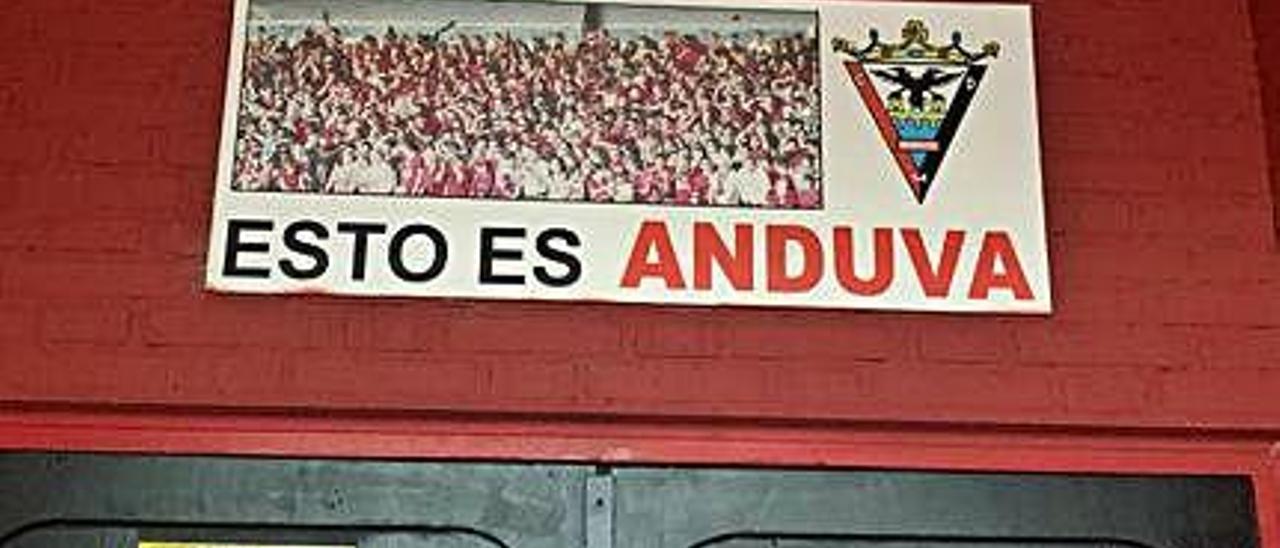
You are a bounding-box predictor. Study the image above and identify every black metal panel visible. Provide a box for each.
[0,454,1258,548]
[0,454,587,548]
[7,527,136,548]
[8,527,501,548]
[611,468,1258,548]
[688,539,1130,548]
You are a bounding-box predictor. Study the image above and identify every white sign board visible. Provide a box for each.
[206,0,1050,313]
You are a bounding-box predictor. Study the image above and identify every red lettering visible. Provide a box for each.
[901,229,965,298]
[767,225,823,293]
[969,231,1035,300]
[693,223,754,290]
[621,221,686,289]
[834,227,894,296]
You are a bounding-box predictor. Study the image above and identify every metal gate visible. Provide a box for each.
[0,454,1258,548]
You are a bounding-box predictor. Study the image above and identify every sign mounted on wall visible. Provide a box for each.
[206,0,1050,313]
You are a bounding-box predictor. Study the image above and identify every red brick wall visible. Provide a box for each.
[0,0,1278,436]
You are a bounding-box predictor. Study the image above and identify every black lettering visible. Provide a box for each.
[279,221,330,280]
[534,228,582,288]
[480,227,526,285]
[337,222,387,281]
[389,224,448,283]
[222,219,274,279]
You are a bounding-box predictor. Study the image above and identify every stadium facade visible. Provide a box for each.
[0,0,1279,546]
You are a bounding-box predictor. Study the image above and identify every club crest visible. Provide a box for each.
[834,20,1000,203]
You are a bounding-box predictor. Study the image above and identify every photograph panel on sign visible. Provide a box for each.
[231,0,822,210]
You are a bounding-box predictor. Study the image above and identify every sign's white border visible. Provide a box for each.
[206,0,1050,313]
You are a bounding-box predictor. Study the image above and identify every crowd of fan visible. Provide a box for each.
[232,17,821,208]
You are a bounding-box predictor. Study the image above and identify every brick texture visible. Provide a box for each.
[0,0,1278,432]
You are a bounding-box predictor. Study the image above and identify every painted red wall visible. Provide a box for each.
[1255,0,1280,238]
[0,0,1277,438]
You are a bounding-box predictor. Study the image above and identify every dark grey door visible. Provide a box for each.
[0,454,1258,548]
[0,454,588,548]
[609,468,1257,548]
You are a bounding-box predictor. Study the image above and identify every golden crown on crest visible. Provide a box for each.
[833,19,1001,66]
